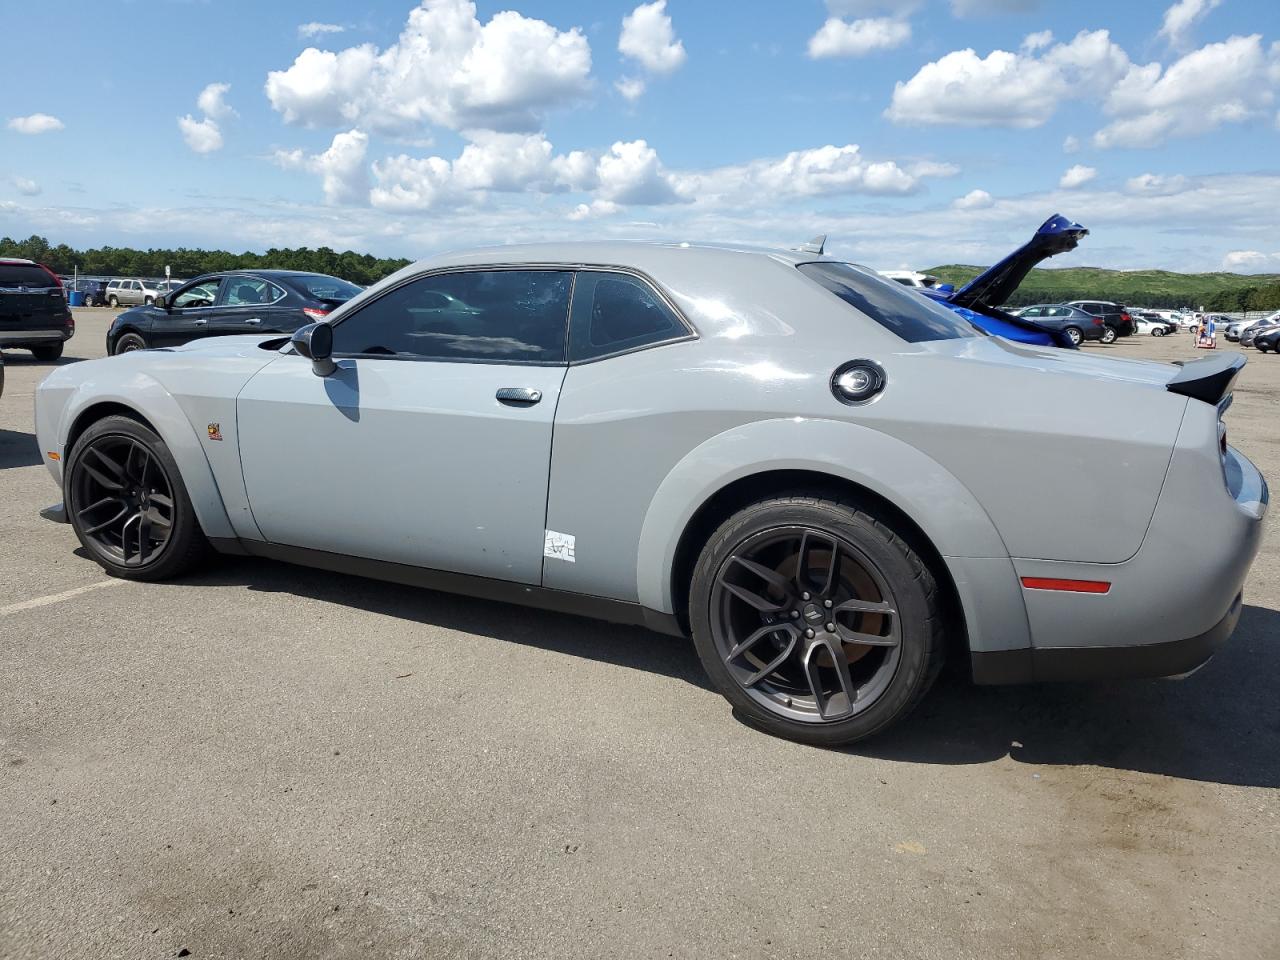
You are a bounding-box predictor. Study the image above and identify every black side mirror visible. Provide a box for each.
[154,294,168,310]
[292,322,336,377]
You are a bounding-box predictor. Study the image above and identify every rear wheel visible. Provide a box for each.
[31,342,63,361]
[1064,326,1083,346]
[65,415,210,581]
[108,295,119,308]
[689,495,946,746]
[1100,326,1118,344]
[113,332,148,354]
[144,296,154,306]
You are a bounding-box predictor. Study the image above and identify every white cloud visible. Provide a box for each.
[619,1,686,74]
[196,82,236,120]
[1060,164,1097,188]
[177,115,223,154]
[11,176,41,196]
[1158,0,1222,51]
[953,188,994,209]
[951,0,1040,14]
[273,130,370,204]
[616,76,647,101]
[808,17,911,59]
[1063,134,1080,152]
[1222,250,1280,272]
[1126,172,1190,195]
[567,199,620,221]
[886,30,1131,128]
[1021,30,1053,52]
[299,22,347,39]
[7,113,64,135]
[1093,35,1278,149]
[266,0,592,135]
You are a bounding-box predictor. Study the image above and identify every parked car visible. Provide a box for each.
[1132,316,1170,337]
[106,270,363,354]
[35,241,1268,746]
[1134,310,1177,334]
[918,214,1086,348]
[1011,304,1107,345]
[105,278,175,307]
[880,270,943,289]
[1239,323,1280,350]
[1066,300,1133,339]
[0,257,75,359]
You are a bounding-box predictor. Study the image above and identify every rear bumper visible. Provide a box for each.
[972,591,1241,683]
[0,328,72,345]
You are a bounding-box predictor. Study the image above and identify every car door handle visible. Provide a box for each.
[193,318,208,325]
[496,387,542,405]
[244,318,262,325]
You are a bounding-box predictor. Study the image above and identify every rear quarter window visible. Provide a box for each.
[797,262,977,343]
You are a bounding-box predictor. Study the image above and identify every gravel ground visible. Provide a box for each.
[1,311,1277,960]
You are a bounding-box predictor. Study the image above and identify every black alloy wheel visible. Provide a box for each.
[690,496,945,746]
[65,416,209,580]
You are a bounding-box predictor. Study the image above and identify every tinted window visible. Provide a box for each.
[0,263,56,288]
[173,279,221,308]
[332,270,572,363]
[1022,307,1042,317]
[797,262,978,343]
[569,271,684,361]
[223,278,284,306]
[290,274,362,302]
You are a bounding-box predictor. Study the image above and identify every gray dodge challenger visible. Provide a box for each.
[34,241,1268,745]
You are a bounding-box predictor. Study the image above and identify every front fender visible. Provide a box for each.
[52,375,236,540]
[635,417,1032,654]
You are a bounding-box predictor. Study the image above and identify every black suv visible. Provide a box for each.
[0,258,75,360]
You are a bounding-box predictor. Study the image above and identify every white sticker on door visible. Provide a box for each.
[544,529,576,563]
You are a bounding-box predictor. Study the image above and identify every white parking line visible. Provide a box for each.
[0,579,127,617]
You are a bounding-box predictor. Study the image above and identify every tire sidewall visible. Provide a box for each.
[689,499,936,747]
[1065,326,1082,346]
[65,416,201,580]
[114,332,147,354]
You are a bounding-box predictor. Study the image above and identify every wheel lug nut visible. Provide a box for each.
[790,610,800,619]
[823,599,832,608]
[802,592,811,601]
[826,623,836,633]
[805,628,815,639]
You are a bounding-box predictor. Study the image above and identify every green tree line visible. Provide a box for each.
[0,235,411,287]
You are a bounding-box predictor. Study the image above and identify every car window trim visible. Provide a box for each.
[220,275,289,309]
[173,276,226,310]
[565,267,697,365]
[325,262,695,366]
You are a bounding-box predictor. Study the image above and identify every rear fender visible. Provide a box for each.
[635,417,1032,654]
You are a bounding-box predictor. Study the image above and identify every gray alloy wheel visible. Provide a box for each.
[113,332,148,354]
[107,295,119,307]
[1100,326,1118,344]
[65,415,210,581]
[690,495,945,746]
[1065,326,1083,346]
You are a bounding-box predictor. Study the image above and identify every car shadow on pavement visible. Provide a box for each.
[0,350,84,367]
[177,557,1278,787]
[856,603,1280,788]
[0,429,40,469]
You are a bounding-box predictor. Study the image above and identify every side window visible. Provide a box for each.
[1022,307,1042,317]
[223,278,284,306]
[173,279,222,309]
[130,281,142,291]
[331,269,572,363]
[568,271,685,362]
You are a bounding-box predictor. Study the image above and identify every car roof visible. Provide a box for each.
[0,257,37,265]
[409,240,816,274]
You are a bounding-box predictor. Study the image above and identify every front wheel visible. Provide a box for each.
[1100,326,1118,344]
[65,415,210,581]
[1065,326,1083,346]
[31,342,63,361]
[113,332,148,354]
[689,495,946,747]
[144,296,154,306]
[107,295,119,308]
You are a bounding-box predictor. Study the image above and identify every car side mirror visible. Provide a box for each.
[154,294,168,310]
[292,322,336,377]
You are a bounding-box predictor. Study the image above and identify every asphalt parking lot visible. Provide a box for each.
[2,310,1277,960]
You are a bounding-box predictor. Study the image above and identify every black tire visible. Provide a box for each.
[1100,326,1118,344]
[689,494,946,747]
[113,331,148,354]
[144,296,154,306]
[108,295,119,308]
[65,415,210,581]
[1064,326,1083,346]
[31,342,63,361]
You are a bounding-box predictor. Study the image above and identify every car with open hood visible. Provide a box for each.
[34,240,1267,746]
[918,214,1088,348]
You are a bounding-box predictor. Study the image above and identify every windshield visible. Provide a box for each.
[292,274,362,302]
[798,262,977,343]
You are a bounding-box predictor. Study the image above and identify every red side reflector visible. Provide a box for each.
[1021,577,1111,594]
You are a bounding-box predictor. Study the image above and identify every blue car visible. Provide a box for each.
[920,214,1088,349]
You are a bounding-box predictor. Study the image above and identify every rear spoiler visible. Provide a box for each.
[1166,354,1245,405]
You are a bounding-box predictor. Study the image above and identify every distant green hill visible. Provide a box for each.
[924,264,1280,312]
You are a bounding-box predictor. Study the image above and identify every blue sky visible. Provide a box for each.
[2,0,1279,272]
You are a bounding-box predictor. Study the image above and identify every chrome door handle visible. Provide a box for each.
[245,318,262,325]
[496,387,542,405]
[193,318,208,325]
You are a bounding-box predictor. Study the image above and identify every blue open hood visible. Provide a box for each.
[949,214,1088,310]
